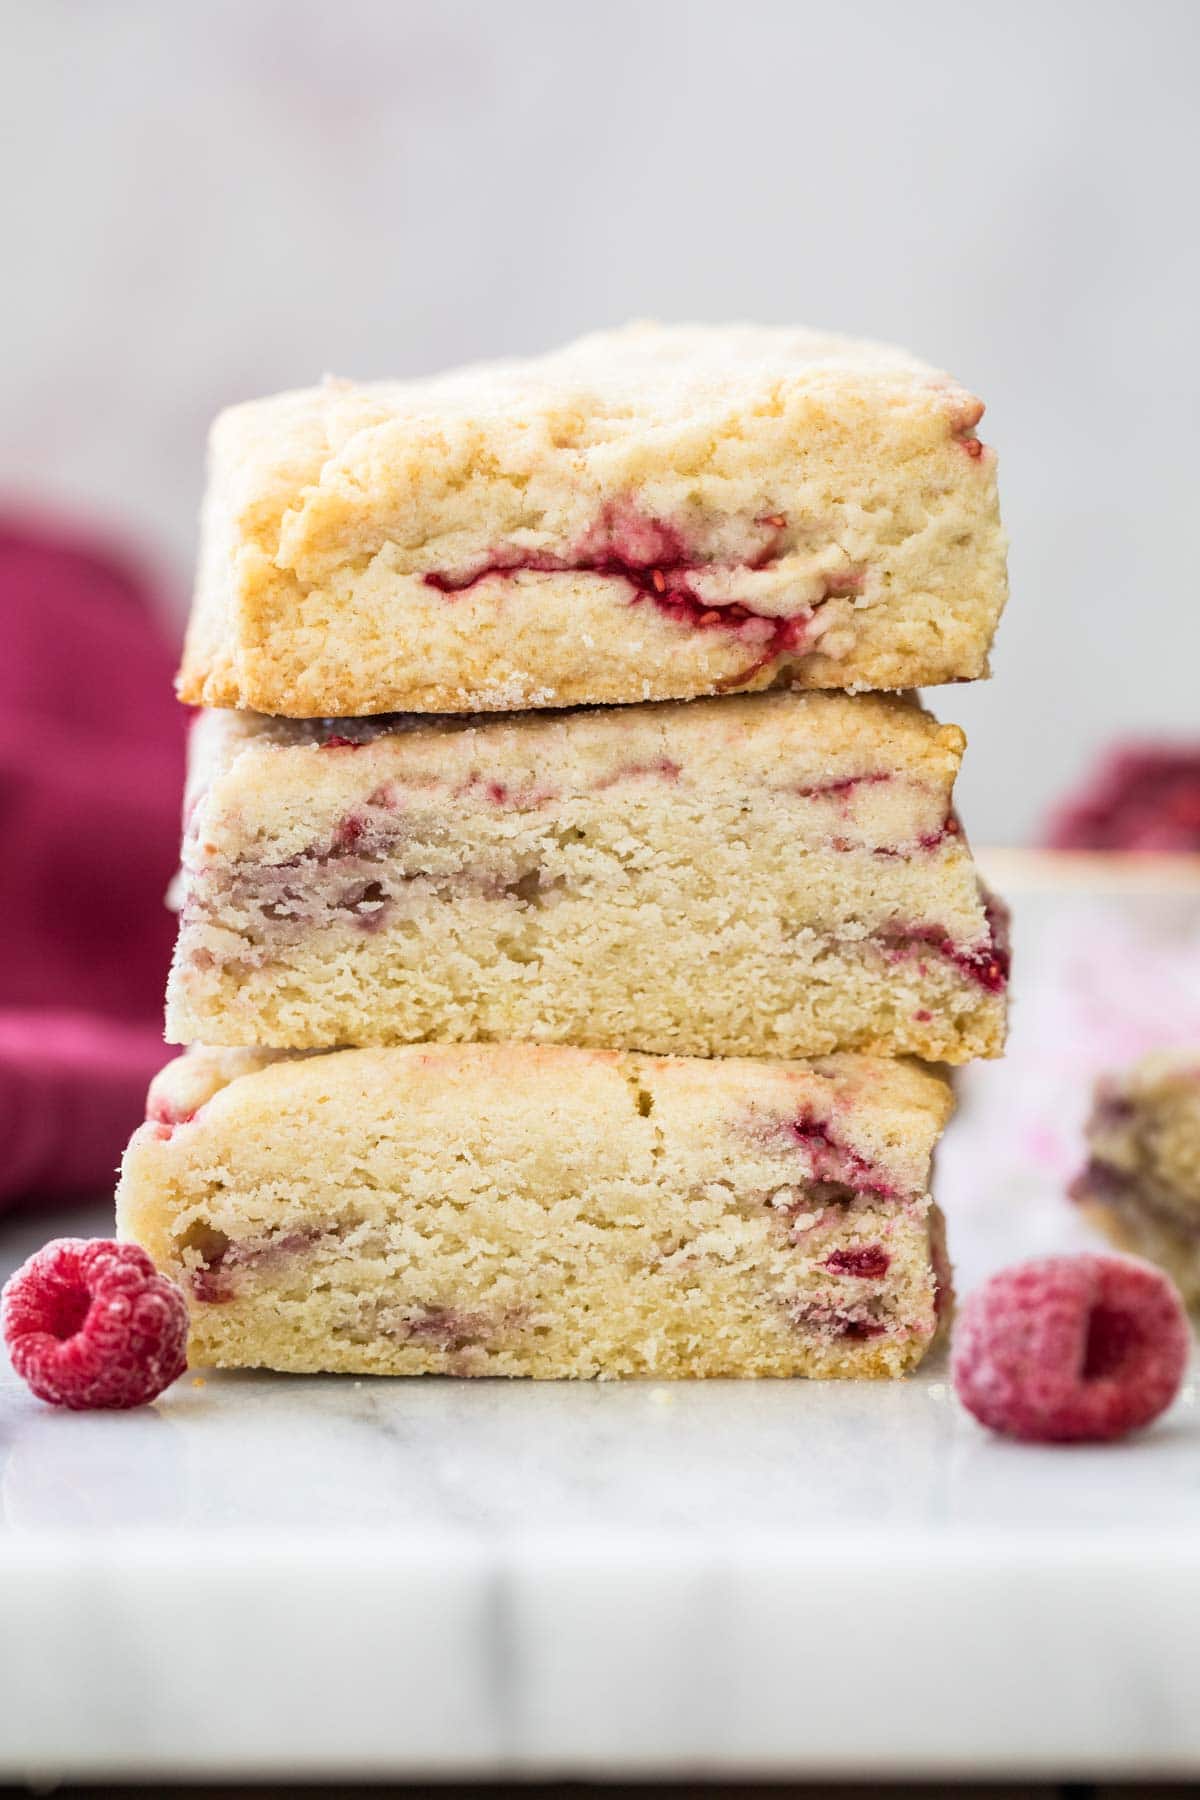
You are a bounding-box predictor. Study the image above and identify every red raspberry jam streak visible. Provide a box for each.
[594,756,683,789]
[836,1316,888,1340]
[786,1114,899,1200]
[881,892,1010,994]
[397,1304,496,1352]
[795,771,891,802]
[451,774,560,810]
[147,1099,198,1140]
[423,505,862,688]
[187,1225,325,1304]
[789,1298,888,1340]
[871,813,961,858]
[333,814,367,850]
[825,1245,891,1279]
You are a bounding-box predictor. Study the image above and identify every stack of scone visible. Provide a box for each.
[117,324,1008,1380]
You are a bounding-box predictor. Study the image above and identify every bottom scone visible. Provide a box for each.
[116,1043,954,1379]
[1073,1050,1200,1307]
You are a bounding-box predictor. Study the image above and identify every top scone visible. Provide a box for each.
[180,322,1007,717]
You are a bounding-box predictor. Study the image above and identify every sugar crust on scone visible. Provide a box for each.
[165,691,1008,1062]
[1073,1050,1200,1306]
[117,1042,954,1380]
[178,322,1006,716]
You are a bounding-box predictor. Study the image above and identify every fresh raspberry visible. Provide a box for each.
[2,1238,189,1409]
[952,1254,1190,1443]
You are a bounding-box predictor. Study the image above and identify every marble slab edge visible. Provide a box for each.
[2,1525,1199,1782]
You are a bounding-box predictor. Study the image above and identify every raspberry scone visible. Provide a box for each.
[116,1043,954,1380]
[166,692,1008,1062]
[1072,1052,1200,1306]
[178,322,1006,716]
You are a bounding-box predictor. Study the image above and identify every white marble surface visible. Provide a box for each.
[2,860,1200,1782]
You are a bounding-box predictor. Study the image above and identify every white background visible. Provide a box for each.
[5,0,1198,841]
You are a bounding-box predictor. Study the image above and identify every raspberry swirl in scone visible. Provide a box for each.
[166,691,1008,1063]
[179,323,1006,716]
[1072,1050,1200,1306]
[118,1043,954,1380]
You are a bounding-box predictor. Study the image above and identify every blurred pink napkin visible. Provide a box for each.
[0,515,185,1205]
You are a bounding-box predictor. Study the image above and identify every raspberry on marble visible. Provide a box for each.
[2,1238,189,1409]
[951,1254,1189,1443]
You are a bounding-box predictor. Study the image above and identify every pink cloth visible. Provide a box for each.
[0,515,185,1203]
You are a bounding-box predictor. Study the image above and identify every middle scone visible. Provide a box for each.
[167,689,1008,1062]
